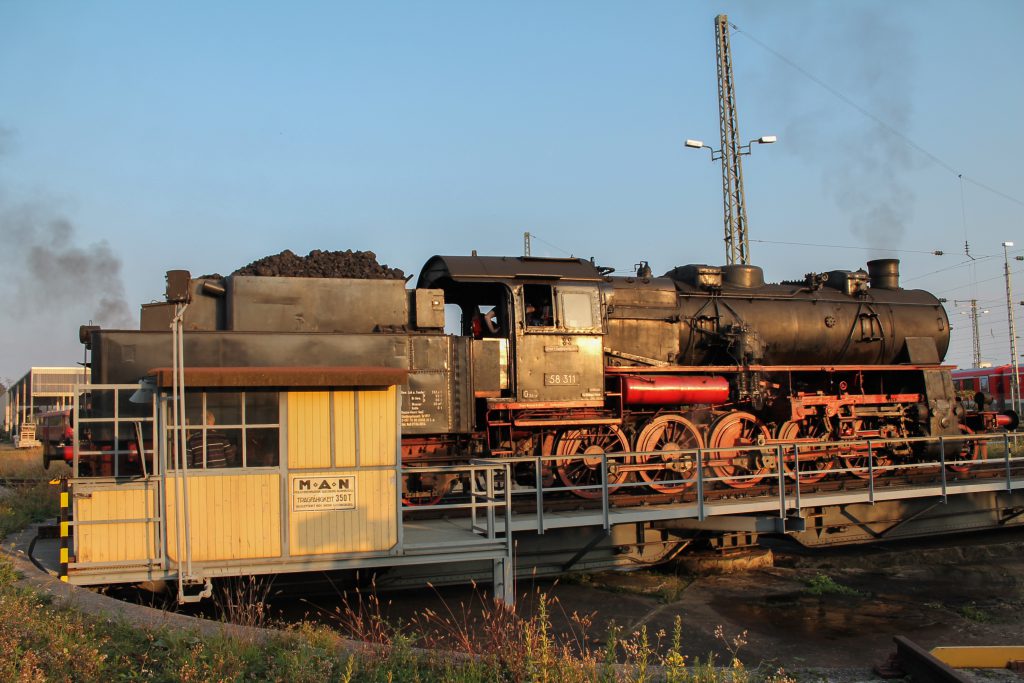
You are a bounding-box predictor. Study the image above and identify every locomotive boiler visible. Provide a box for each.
[80,253,997,501]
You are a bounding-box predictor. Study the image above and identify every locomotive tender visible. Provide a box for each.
[82,253,994,501]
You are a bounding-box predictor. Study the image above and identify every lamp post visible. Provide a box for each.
[1002,242,1021,415]
[685,135,776,265]
[684,135,777,159]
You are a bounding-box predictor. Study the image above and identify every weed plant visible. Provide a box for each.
[0,446,799,680]
[0,552,802,682]
[803,573,864,598]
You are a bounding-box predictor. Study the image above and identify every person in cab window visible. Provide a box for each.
[526,302,553,326]
[482,306,502,335]
[188,411,237,468]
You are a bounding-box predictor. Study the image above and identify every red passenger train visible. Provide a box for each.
[952,364,1023,414]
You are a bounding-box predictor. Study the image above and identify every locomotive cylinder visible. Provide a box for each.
[622,375,730,406]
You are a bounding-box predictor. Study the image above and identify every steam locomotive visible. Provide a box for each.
[81,254,1010,500]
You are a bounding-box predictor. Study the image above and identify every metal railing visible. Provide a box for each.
[399,461,513,554]
[463,431,1024,533]
[72,384,158,479]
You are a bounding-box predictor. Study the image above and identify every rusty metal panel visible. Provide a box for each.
[472,338,508,397]
[90,332,409,385]
[227,276,407,333]
[605,320,679,366]
[517,334,605,403]
[149,366,408,389]
[413,289,446,329]
[401,335,474,434]
[140,277,225,332]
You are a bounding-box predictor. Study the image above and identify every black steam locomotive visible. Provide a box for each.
[82,254,1007,500]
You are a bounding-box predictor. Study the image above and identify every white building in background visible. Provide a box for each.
[4,367,90,441]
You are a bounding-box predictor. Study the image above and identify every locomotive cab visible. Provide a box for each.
[513,282,605,404]
[418,254,608,408]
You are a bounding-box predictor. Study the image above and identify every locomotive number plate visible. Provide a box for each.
[544,373,579,386]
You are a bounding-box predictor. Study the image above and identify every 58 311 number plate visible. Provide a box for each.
[544,373,579,386]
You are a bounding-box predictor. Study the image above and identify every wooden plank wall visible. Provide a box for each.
[75,485,159,564]
[287,470,397,555]
[165,474,281,562]
[287,388,397,555]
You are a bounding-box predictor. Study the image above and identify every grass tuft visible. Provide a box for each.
[803,573,864,598]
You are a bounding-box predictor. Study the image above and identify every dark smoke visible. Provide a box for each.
[0,203,134,329]
[824,11,917,252]
[0,126,12,156]
[0,126,133,329]
[750,8,920,252]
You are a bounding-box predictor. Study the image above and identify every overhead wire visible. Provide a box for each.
[749,238,943,255]
[933,267,1024,296]
[901,257,996,284]
[527,233,573,257]
[729,22,1024,210]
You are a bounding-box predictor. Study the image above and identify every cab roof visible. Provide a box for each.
[418,255,605,288]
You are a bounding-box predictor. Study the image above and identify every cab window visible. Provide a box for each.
[559,290,595,330]
[523,284,555,328]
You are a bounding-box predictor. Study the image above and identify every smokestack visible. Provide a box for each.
[867,258,900,290]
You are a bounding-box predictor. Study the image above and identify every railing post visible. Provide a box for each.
[697,447,706,521]
[486,466,496,540]
[535,455,545,535]
[1005,432,1013,492]
[469,466,478,532]
[793,444,802,511]
[776,444,786,519]
[939,435,947,503]
[601,453,610,532]
[867,440,875,504]
[504,462,513,542]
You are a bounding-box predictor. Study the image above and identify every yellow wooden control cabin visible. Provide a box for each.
[64,368,513,603]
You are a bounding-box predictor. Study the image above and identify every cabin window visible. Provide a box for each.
[523,284,555,328]
[979,376,989,392]
[559,290,595,330]
[174,391,280,469]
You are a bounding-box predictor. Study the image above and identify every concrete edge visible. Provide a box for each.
[2,523,295,643]
[0,522,467,662]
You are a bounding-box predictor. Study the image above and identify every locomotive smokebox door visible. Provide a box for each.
[515,283,604,404]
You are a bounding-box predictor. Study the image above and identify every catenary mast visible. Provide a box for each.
[715,14,750,265]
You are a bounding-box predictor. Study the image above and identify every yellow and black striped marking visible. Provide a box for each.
[57,478,70,582]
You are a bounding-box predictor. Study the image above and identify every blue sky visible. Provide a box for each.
[1,0,1023,381]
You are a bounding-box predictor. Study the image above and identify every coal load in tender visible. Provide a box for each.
[232,249,406,280]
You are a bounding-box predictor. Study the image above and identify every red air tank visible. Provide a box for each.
[622,375,730,406]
